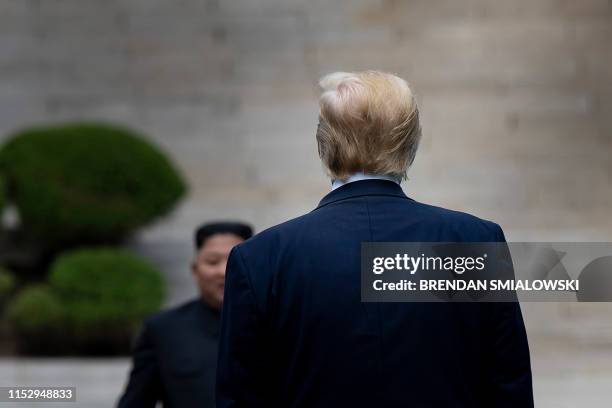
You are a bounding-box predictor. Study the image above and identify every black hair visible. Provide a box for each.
[195,221,253,249]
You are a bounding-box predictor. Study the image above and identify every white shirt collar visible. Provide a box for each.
[331,172,401,190]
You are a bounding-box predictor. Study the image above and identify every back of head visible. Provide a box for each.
[316,70,422,181]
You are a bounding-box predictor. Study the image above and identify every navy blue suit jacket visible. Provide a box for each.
[217,179,533,407]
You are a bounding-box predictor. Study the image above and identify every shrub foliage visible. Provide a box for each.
[0,122,186,245]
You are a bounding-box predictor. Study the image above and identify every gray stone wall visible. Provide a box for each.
[1,1,612,406]
[1,0,611,340]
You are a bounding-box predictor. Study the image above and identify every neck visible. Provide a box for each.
[331,171,401,190]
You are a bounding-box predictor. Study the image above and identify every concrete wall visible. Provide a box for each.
[1,0,611,340]
[2,1,612,406]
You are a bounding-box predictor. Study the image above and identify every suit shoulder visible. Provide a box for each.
[416,200,498,225]
[143,299,200,332]
[234,212,313,255]
[409,200,503,240]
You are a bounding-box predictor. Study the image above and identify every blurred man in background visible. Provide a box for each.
[118,221,253,408]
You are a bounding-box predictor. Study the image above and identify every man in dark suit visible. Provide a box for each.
[216,71,533,407]
[118,221,253,408]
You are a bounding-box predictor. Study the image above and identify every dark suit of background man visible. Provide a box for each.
[217,71,533,407]
[118,222,253,408]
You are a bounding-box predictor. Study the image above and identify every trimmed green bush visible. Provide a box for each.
[49,248,165,333]
[6,285,64,333]
[0,122,186,245]
[0,266,15,299]
[0,173,5,215]
[5,249,165,355]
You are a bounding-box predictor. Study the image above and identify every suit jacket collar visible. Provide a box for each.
[314,179,411,210]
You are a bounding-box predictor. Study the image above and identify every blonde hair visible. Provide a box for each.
[316,70,421,181]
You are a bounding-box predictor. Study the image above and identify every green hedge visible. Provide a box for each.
[0,173,5,215]
[49,248,165,333]
[6,285,64,333]
[0,266,15,299]
[0,122,186,245]
[5,248,165,355]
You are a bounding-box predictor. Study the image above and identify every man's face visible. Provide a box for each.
[192,233,244,310]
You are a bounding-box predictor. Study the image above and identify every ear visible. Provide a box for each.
[191,261,198,277]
